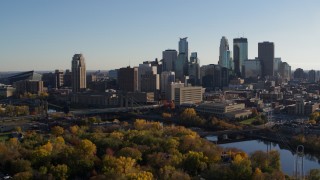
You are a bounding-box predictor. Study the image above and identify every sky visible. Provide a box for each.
[1,0,320,71]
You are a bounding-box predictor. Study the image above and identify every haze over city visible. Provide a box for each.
[1,0,320,71]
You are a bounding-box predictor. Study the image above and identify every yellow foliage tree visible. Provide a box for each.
[126,171,153,180]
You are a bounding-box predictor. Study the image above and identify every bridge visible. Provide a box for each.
[71,104,163,116]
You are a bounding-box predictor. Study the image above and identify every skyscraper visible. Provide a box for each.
[71,54,86,92]
[162,49,177,71]
[233,38,248,77]
[118,66,138,92]
[188,52,200,86]
[308,70,316,83]
[175,38,189,82]
[258,42,275,78]
[219,36,232,69]
[179,37,188,58]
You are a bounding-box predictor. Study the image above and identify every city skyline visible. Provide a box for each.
[1,0,320,71]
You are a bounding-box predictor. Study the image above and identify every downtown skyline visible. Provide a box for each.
[1,0,320,71]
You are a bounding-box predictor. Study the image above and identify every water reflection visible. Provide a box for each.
[206,136,320,175]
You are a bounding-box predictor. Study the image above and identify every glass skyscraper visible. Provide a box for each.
[218,36,232,69]
[233,38,248,77]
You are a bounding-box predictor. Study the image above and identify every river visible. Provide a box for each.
[206,136,320,175]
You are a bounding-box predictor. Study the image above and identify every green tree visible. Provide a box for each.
[181,151,208,176]
[50,164,68,180]
[230,154,252,180]
[117,147,142,161]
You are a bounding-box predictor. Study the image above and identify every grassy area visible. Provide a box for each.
[240,117,257,125]
[0,132,11,142]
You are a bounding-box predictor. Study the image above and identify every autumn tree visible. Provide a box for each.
[50,164,69,180]
[51,126,64,136]
[181,151,208,176]
[117,147,142,161]
[307,169,320,180]
[230,154,252,180]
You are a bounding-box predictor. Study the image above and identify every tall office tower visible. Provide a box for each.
[274,58,282,76]
[308,70,316,83]
[244,58,262,79]
[140,71,159,93]
[71,54,86,92]
[218,36,232,69]
[293,68,306,80]
[175,37,189,81]
[201,64,229,91]
[160,71,175,100]
[63,69,72,87]
[279,62,291,82]
[54,69,64,89]
[118,66,138,92]
[162,49,177,71]
[188,52,200,86]
[258,42,275,78]
[175,53,187,81]
[233,38,248,77]
[138,64,157,92]
[179,37,188,58]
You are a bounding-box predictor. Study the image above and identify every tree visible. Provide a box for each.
[102,155,122,178]
[13,171,33,180]
[307,169,320,180]
[252,168,264,180]
[77,139,97,157]
[69,125,79,135]
[230,154,252,180]
[117,156,136,175]
[181,151,208,176]
[50,164,68,180]
[180,108,197,120]
[117,147,142,161]
[51,126,64,136]
[159,166,191,180]
[126,171,153,180]
[252,108,259,117]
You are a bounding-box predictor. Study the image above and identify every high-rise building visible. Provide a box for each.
[274,58,282,76]
[308,70,316,83]
[258,42,275,78]
[201,64,229,91]
[233,38,248,77]
[160,71,175,100]
[14,80,44,95]
[279,62,291,82]
[118,66,138,92]
[54,69,64,89]
[71,54,86,92]
[174,86,203,106]
[179,37,188,58]
[219,36,232,69]
[188,52,200,86]
[138,64,157,92]
[162,49,177,72]
[63,69,72,87]
[175,38,189,81]
[243,58,261,79]
[140,71,159,93]
[293,68,305,80]
[175,53,187,81]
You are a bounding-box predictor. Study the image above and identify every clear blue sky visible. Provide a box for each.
[1,0,320,71]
